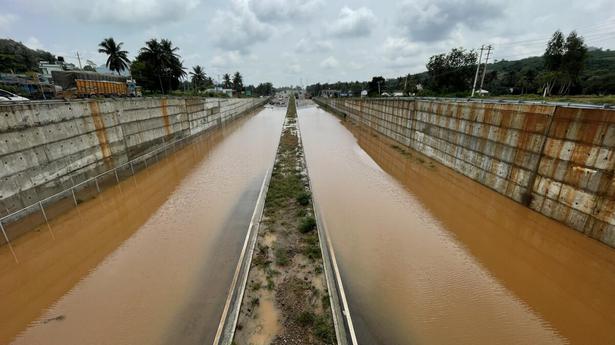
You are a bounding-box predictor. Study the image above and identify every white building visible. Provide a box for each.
[38,61,63,83]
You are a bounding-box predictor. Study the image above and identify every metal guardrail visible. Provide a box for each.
[0,98,268,251]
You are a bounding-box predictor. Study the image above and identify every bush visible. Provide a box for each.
[299,216,316,233]
[314,316,335,342]
[296,191,311,206]
[297,311,315,327]
[275,247,290,266]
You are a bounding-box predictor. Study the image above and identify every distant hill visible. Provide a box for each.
[0,38,56,73]
[483,49,615,94]
[489,49,615,75]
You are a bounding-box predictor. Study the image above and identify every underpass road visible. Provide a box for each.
[298,104,615,345]
[0,107,285,345]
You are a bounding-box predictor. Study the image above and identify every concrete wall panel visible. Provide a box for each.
[315,97,615,248]
[0,97,266,218]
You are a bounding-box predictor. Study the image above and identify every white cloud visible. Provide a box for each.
[320,56,339,69]
[248,0,323,22]
[295,38,333,53]
[397,0,504,42]
[211,51,243,69]
[285,63,303,74]
[382,37,422,68]
[331,7,377,38]
[209,0,273,52]
[30,0,201,25]
[0,13,17,33]
[25,37,44,50]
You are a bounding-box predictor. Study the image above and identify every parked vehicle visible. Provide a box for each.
[0,88,29,101]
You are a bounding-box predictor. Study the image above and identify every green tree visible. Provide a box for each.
[232,71,243,93]
[541,30,587,95]
[255,82,274,96]
[190,65,206,91]
[541,30,565,95]
[367,76,385,96]
[560,31,587,94]
[0,38,55,73]
[426,47,477,94]
[223,73,232,89]
[132,38,185,93]
[98,37,130,75]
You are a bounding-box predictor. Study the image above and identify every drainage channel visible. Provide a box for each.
[215,97,356,345]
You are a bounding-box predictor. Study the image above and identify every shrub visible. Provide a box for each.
[275,247,290,266]
[296,191,311,206]
[297,311,315,327]
[299,216,316,233]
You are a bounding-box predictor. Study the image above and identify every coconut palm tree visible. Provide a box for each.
[232,71,243,93]
[98,37,130,75]
[223,73,231,89]
[138,38,186,93]
[190,65,206,91]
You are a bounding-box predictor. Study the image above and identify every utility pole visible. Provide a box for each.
[478,45,492,96]
[471,45,484,97]
[76,52,82,69]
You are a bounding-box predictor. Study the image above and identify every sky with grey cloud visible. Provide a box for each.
[1,0,614,86]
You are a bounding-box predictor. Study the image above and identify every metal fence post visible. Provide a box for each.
[71,187,78,206]
[95,177,101,193]
[0,220,10,245]
[39,201,49,223]
[130,161,135,175]
[114,169,120,183]
[0,220,18,263]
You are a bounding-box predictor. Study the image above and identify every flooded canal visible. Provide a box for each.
[298,104,615,345]
[0,107,285,345]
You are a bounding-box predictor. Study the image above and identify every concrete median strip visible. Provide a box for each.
[215,96,356,345]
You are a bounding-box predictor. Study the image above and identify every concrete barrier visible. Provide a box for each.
[0,97,267,219]
[314,97,615,248]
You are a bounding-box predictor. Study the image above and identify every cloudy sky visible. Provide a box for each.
[1,0,614,86]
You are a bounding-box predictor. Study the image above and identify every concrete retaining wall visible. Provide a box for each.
[314,97,615,248]
[0,97,266,216]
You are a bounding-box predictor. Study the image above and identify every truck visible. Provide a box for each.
[52,71,141,98]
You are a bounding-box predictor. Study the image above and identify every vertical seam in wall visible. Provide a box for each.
[527,105,557,208]
[88,100,113,168]
[409,100,416,147]
[161,98,171,137]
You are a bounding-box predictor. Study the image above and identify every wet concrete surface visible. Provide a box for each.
[298,105,615,345]
[0,107,285,345]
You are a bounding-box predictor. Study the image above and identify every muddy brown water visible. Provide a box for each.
[0,107,285,345]
[298,105,615,345]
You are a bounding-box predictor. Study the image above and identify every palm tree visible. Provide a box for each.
[223,73,231,89]
[138,38,186,93]
[98,37,130,75]
[190,65,206,91]
[232,71,243,93]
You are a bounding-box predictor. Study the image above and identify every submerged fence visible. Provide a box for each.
[0,99,268,251]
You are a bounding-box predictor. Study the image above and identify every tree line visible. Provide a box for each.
[97,37,274,96]
[0,37,275,97]
[308,30,613,97]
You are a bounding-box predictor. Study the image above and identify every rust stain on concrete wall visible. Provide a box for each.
[88,100,113,167]
[161,98,171,137]
[315,97,615,248]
